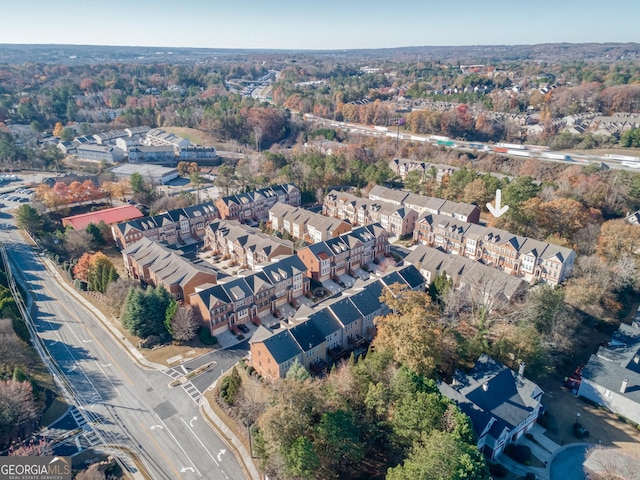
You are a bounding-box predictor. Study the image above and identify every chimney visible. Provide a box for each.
[621,378,629,394]
[518,362,526,377]
[482,382,489,392]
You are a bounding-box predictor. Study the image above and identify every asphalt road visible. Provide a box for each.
[0,217,246,480]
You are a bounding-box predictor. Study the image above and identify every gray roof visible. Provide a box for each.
[446,354,543,430]
[289,319,325,352]
[581,323,640,404]
[260,329,303,364]
[307,310,342,339]
[326,297,362,326]
[123,237,217,287]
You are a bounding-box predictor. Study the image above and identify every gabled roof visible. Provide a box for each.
[581,323,640,404]
[445,354,543,431]
[256,328,303,364]
[307,310,342,339]
[261,255,307,281]
[396,265,426,289]
[348,287,383,318]
[326,297,362,326]
[123,237,217,287]
[289,319,325,352]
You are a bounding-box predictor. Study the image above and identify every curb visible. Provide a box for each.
[40,255,165,371]
[199,381,261,480]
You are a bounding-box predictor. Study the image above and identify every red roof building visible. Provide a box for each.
[62,205,144,231]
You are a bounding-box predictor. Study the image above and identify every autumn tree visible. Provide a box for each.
[596,219,640,263]
[52,122,64,137]
[374,284,447,377]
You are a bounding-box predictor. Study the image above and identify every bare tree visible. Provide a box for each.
[64,230,95,259]
[171,306,199,343]
[105,278,138,314]
[8,438,52,456]
[0,380,39,438]
[611,253,639,291]
[0,319,28,368]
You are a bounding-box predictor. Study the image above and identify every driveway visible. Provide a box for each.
[548,443,592,480]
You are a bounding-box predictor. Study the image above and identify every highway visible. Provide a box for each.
[304,115,639,171]
[0,218,246,480]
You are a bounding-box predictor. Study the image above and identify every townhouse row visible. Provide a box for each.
[112,201,219,249]
[120,221,393,336]
[405,245,528,303]
[204,219,294,270]
[112,183,301,250]
[296,223,390,282]
[413,213,575,285]
[268,202,352,243]
[190,255,310,336]
[388,158,455,182]
[249,264,427,381]
[215,183,301,222]
[122,237,219,303]
[323,185,480,237]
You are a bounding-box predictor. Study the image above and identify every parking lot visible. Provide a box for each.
[0,187,35,205]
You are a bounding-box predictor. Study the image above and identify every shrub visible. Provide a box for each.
[488,462,507,477]
[198,327,217,345]
[505,444,532,465]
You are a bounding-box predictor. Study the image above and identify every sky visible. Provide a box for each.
[1,0,639,50]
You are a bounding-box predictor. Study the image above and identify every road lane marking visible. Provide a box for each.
[180,416,220,467]
[140,422,184,479]
[155,414,202,477]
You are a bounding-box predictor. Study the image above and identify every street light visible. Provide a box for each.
[575,412,581,425]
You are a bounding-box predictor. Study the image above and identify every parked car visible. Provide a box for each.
[573,423,589,439]
[238,324,250,334]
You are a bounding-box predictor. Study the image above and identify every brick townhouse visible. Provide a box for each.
[268,202,352,243]
[249,265,424,381]
[204,219,294,270]
[190,255,309,336]
[296,223,389,282]
[112,201,219,249]
[215,183,301,222]
[413,213,575,285]
[122,237,218,304]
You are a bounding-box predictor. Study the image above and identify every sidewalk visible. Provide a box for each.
[200,389,260,480]
[13,244,261,480]
[42,256,263,479]
[40,256,164,371]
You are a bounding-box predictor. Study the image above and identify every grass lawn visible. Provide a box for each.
[162,127,218,146]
